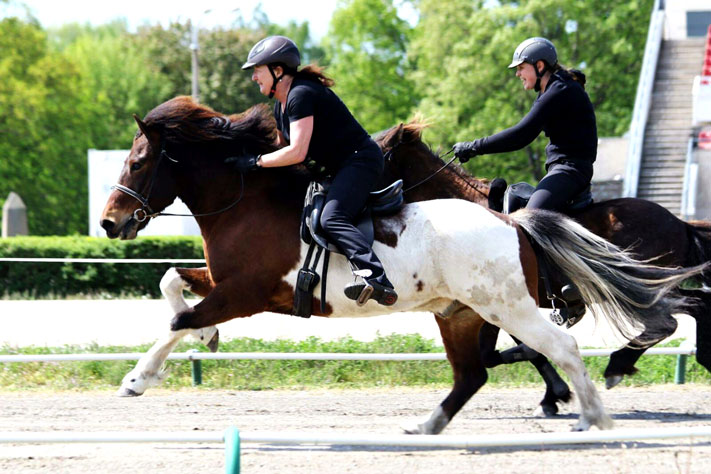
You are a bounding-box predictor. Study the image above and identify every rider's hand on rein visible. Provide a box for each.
[453,140,482,163]
[225,154,260,173]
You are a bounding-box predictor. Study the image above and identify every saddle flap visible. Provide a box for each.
[367,179,404,216]
[503,182,535,214]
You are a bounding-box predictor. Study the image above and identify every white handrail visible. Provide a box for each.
[681,137,699,219]
[623,0,665,198]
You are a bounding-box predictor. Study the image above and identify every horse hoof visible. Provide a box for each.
[117,387,142,397]
[605,375,623,389]
[207,329,220,353]
[401,423,425,435]
[541,403,559,417]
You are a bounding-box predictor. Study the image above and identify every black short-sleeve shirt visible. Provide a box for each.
[274,78,370,170]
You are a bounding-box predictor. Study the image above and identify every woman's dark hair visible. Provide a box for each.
[275,63,335,88]
[552,64,587,89]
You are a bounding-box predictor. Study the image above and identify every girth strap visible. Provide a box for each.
[293,241,330,318]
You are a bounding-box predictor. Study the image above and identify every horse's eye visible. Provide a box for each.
[131,162,143,171]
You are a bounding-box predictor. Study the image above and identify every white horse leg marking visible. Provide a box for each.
[117,327,190,396]
[402,406,450,435]
[159,268,218,346]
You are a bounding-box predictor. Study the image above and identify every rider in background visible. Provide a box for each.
[235,36,398,307]
[454,37,596,322]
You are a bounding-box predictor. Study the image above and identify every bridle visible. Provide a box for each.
[111,136,245,223]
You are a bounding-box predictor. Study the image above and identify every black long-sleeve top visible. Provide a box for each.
[478,71,598,167]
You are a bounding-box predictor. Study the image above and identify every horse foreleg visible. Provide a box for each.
[117,267,217,397]
[164,267,219,351]
[403,303,488,435]
[604,313,678,389]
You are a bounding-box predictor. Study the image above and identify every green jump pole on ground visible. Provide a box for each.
[188,349,203,386]
[224,426,240,474]
[675,354,687,384]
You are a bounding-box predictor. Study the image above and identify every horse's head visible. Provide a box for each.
[374,117,431,187]
[100,96,279,239]
[100,115,179,239]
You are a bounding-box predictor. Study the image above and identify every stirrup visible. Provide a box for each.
[344,279,398,306]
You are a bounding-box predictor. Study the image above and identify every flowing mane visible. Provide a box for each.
[143,96,278,155]
[374,116,491,204]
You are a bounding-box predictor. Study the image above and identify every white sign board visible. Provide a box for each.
[88,149,201,238]
[692,76,711,126]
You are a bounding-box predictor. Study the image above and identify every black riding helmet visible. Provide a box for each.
[508,37,558,92]
[242,36,301,98]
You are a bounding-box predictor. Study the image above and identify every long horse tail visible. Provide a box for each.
[511,208,708,344]
[687,220,711,288]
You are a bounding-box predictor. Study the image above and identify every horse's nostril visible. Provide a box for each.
[100,219,115,232]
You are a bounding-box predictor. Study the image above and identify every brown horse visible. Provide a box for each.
[374,119,711,415]
[100,97,702,434]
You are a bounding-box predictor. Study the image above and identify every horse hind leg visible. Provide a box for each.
[479,322,571,417]
[161,267,219,352]
[403,303,488,435]
[486,301,613,431]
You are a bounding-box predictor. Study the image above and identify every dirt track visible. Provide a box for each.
[1,386,711,473]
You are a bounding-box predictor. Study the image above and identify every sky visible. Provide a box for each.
[10,0,341,40]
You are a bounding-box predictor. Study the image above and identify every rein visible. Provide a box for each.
[111,138,246,223]
[402,148,456,194]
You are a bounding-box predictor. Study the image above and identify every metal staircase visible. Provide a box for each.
[637,38,706,216]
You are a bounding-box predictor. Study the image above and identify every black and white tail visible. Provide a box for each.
[512,208,708,344]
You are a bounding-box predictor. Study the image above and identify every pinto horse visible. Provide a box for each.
[100,96,702,434]
[374,119,711,415]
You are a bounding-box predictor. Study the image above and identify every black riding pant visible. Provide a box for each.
[527,160,593,210]
[320,140,393,287]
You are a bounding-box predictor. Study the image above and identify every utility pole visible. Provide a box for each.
[190,20,200,103]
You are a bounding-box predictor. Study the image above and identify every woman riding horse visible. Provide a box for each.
[454,37,596,325]
[233,35,397,307]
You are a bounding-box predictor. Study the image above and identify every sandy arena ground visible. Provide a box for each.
[1,386,711,473]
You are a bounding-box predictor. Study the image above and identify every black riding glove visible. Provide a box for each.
[225,154,260,173]
[453,140,482,163]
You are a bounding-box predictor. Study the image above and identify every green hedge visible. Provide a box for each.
[0,236,204,298]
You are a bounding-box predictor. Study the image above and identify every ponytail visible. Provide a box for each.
[551,64,587,89]
[294,64,335,88]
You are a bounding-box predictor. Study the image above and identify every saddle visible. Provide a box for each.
[501,181,593,215]
[293,179,405,318]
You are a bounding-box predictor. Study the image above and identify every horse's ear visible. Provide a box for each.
[394,123,405,144]
[133,114,153,139]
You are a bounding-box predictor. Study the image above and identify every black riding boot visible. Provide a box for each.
[559,283,585,328]
[344,271,398,307]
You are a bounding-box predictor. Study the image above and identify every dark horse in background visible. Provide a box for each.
[99,96,703,434]
[374,119,711,416]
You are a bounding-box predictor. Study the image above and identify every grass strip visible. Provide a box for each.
[1,334,708,391]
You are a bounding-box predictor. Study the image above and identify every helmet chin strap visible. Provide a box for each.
[533,62,548,93]
[267,65,284,99]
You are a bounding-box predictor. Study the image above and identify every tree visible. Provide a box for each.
[134,22,270,116]
[55,22,174,149]
[0,17,92,234]
[322,0,419,133]
[409,0,654,183]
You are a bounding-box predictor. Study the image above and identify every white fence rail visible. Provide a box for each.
[0,347,697,363]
